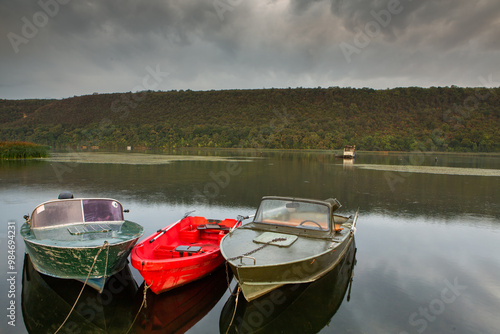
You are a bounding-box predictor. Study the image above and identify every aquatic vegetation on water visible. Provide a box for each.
[43,152,250,165]
[0,141,49,159]
[355,164,500,177]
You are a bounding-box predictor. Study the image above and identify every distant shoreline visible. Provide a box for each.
[1,87,499,153]
[45,147,500,157]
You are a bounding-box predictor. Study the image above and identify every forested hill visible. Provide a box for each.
[1,87,499,152]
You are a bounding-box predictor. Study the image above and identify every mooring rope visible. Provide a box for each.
[103,241,109,283]
[125,281,152,334]
[54,241,109,334]
[224,262,238,296]
[222,236,287,333]
[225,286,241,334]
[227,237,287,261]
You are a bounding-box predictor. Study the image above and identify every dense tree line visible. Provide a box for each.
[0,87,499,152]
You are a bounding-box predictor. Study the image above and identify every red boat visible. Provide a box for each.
[131,214,241,294]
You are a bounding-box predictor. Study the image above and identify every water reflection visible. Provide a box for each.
[220,241,356,334]
[22,255,138,333]
[2,151,499,334]
[2,152,498,219]
[342,157,355,171]
[133,266,230,333]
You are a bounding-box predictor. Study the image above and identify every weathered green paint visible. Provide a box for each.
[21,220,143,292]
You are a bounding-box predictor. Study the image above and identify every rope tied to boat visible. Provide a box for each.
[224,237,287,301]
[224,261,238,296]
[54,241,110,334]
[225,286,241,334]
[103,240,110,283]
[227,237,287,261]
[126,281,152,334]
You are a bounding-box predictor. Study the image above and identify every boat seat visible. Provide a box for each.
[197,224,230,231]
[175,245,202,257]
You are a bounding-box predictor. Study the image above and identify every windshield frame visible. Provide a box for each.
[253,197,332,232]
[30,198,124,229]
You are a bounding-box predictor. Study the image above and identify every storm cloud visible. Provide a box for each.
[1,0,499,99]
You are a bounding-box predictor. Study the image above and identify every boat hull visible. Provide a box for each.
[220,240,356,333]
[221,223,354,301]
[21,221,143,292]
[235,237,352,301]
[133,248,226,294]
[131,216,239,294]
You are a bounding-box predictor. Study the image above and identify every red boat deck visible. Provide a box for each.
[151,243,219,260]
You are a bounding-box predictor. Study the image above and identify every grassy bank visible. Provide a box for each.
[0,141,49,159]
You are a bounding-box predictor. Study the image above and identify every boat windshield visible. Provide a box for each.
[254,199,330,231]
[31,199,124,228]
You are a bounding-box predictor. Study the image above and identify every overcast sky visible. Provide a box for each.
[1,0,499,100]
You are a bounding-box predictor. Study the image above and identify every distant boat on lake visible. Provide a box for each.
[336,145,356,159]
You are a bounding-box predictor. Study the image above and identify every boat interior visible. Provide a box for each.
[256,213,352,233]
[251,197,352,232]
[260,213,329,230]
[148,216,238,260]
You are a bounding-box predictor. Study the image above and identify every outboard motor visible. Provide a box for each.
[58,191,74,199]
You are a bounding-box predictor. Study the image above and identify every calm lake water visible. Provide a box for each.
[1,150,499,334]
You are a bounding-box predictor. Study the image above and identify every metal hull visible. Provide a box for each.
[21,221,143,292]
[222,225,354,301]
[220,240,357,333]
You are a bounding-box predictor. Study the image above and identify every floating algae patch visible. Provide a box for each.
[42,152,251,165]
[355,164,500,177]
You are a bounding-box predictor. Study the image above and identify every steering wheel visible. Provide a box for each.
[299,220,322,229]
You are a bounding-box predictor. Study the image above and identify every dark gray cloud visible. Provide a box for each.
[1,0,499,99]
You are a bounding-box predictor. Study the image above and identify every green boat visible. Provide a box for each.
[220,239,357,333]
[20,193,144,293]
[220,196,358,302]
